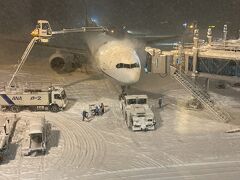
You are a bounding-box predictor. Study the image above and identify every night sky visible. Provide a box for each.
[0,0,239,37]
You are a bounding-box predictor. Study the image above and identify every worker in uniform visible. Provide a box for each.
[100,103,105,115]
[158,97,163,109]
[95,105,100,116]
[82,110,88,121]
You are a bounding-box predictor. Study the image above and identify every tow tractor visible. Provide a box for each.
[120,95,156,131]
[7,20,108,88]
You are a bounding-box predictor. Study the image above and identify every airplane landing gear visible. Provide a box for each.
[119,86,128,100]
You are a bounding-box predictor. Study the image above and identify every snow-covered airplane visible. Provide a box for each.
[46,21,177,85]
[48,27,142,85]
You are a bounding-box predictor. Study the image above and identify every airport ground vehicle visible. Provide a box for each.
[22,117,48,156]
[0,85,67,113]
[0,115,17,162]
[120,95,156,131]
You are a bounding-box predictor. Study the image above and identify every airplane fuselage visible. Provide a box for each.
[49,32,142,85]
[86,33,141,85]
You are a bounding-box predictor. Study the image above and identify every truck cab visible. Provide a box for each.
[121,95,156,131]
[31,20,52,42]
[50,87,68,112]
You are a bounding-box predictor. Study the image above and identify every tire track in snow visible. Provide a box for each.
[46,113,106,170]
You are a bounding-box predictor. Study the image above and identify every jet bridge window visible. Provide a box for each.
[116,63,140,69]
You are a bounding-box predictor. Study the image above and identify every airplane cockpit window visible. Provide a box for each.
[116,63,140,69]
[116,63,123,68]
[131,63,140,68]
[125,64,131,68]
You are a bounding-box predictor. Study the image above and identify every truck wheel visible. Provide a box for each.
[0,155,3,162]
[127,117,132,129]
[29,106,37,112]
[121,106,124,115]
[129,119,133,129]
[125,114,129,126]
[30,151,37,157]
[10,105,20,113]
[50,104,59,112]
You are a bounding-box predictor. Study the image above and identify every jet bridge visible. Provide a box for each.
[145,46,232,123]
[144,25,240,123]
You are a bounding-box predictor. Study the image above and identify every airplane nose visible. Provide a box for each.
[124,69,141,84]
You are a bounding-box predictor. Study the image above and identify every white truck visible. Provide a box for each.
[22,116,48,156]
[120,95,156,131]
[0,86,67,112]
[0,115,17,162]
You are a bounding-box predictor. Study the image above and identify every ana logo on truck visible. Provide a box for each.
[12,96,22,101]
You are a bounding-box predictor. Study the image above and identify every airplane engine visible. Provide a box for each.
[49,53,81,73]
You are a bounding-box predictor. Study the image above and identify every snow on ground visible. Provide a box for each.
[0,62,240,179]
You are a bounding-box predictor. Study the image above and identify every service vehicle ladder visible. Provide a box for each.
[171,66,232,123]
[8,37,40,87]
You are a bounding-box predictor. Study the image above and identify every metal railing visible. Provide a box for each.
[171,66,232,123]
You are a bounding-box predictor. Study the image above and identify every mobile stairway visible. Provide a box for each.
[170,66,232,123]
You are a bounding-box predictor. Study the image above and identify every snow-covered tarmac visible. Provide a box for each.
[0,50,240,179]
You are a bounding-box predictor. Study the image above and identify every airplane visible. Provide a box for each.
[43,20,178,86]
[2,1,179,88]
[48,26,143,85]
[5,17,177,88]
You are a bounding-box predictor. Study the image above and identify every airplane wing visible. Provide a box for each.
[0,36,89,55]
[130,34,180,44]
[107,27,180,44]
[1,35,90,74]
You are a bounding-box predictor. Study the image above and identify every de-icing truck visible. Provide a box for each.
[0,85,67,112]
